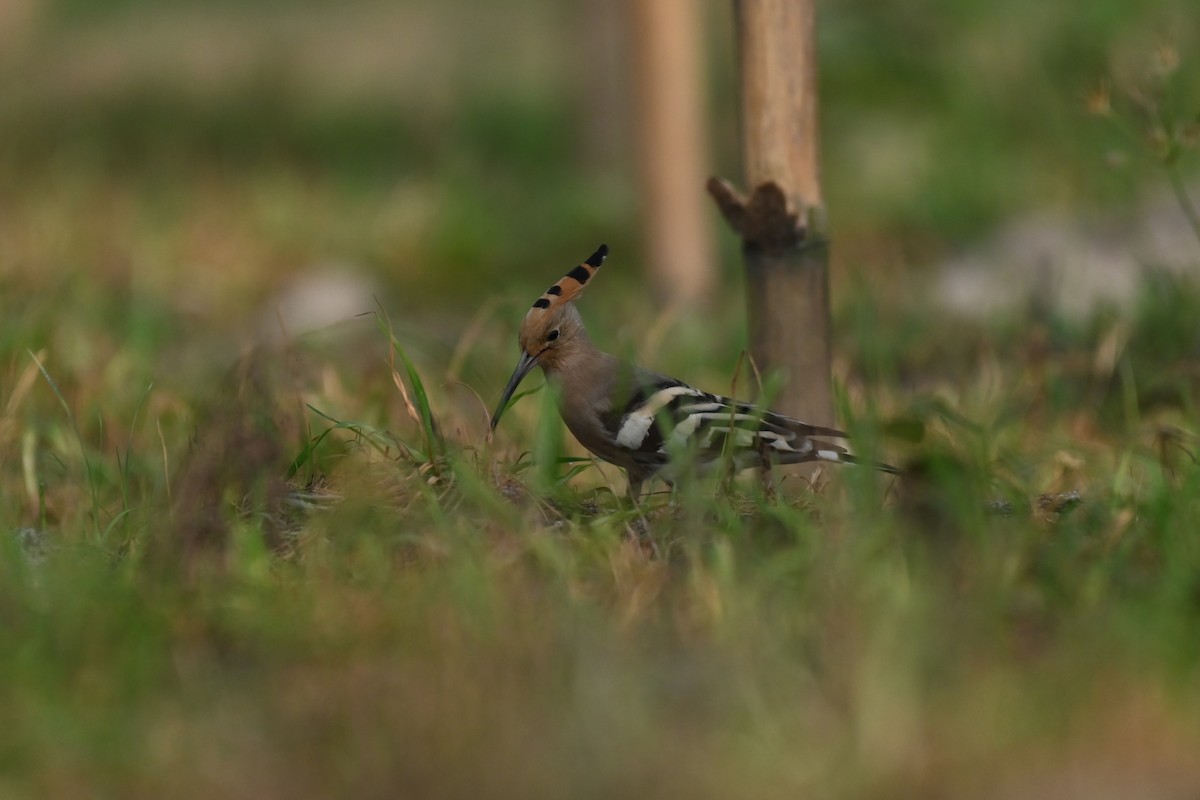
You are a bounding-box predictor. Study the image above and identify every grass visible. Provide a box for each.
[2,0,1200,796]
[3,260,1200,797]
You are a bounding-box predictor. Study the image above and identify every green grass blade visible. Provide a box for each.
[369,309,444,462]
[29,350,101,539]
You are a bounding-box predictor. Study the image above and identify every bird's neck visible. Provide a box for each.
[541,338,619,407]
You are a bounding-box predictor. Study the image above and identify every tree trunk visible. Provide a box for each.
[710,0,832,427]
[631,0,714,308]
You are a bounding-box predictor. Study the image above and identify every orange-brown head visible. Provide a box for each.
[491,244,608,429]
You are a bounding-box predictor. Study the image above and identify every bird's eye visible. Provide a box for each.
[547,329,560,342]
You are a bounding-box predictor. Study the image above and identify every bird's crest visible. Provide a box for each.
[526,244,608,317]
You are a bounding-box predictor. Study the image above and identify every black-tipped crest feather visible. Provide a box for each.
[528,244,609,311]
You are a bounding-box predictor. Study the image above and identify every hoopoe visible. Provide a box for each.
[490,245,899,499]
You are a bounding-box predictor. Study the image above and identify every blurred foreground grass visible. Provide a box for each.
[4,257,1200,797]
[2,0,1200,797]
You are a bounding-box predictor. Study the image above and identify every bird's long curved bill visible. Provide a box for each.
[490,351,539,430]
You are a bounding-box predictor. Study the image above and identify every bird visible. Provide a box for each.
[490,244,899,499]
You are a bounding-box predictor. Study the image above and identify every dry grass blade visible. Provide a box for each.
[28,349,102,537]
[157,416,173,516]
[0,349,44,453]
[446,378,493,437]
[390,353,422,427]
[372,307,444,462]
[445,297,499,383]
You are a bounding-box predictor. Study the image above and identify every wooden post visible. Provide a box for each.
[709,0,832,426]
[631,0,714,308]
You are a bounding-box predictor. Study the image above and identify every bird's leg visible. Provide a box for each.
[718,457,736,499]
[624,475,659,551]
[758,442,777,503]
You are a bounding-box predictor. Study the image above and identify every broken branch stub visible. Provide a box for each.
[707,176,820,254]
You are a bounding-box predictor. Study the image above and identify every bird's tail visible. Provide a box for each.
[811,444,901,475]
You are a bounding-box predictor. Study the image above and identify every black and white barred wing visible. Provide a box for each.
[600,377,854,472]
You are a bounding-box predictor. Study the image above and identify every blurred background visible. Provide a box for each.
[2,0,1197,346]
